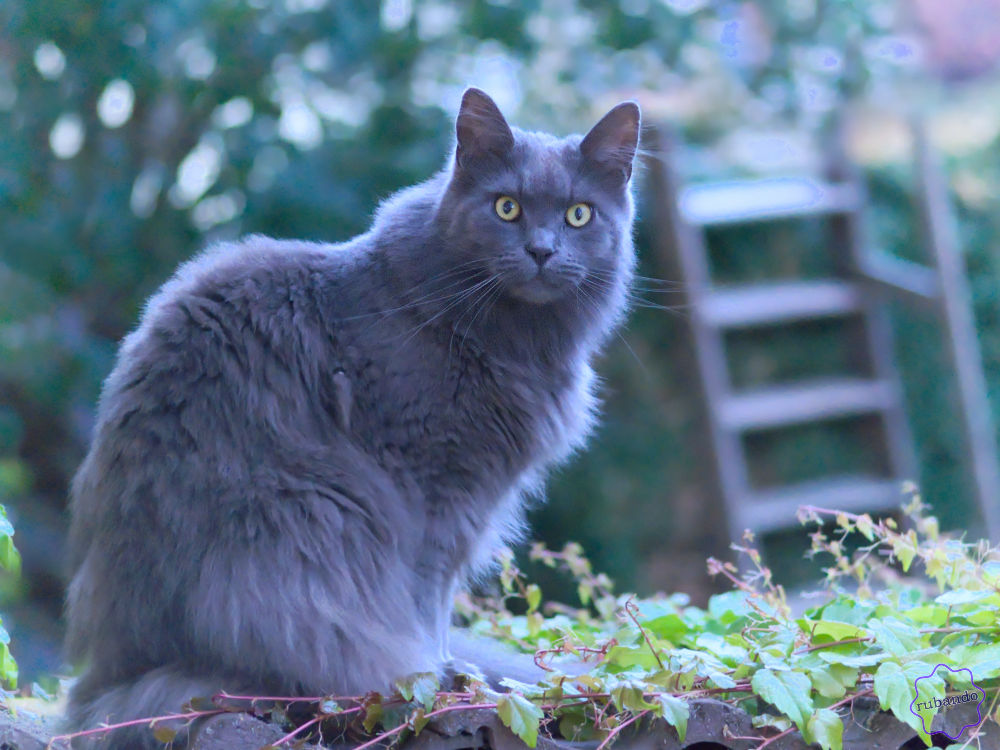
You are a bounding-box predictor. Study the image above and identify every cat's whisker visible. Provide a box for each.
[588,269,682,285]
[582,278,692,317]
[394,275,499,350]
[448,275,503,360]
[453,278,504,360]
[352,269,489,331]
[574,282,650,377]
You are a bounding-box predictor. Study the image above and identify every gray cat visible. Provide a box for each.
[64,88,639,748]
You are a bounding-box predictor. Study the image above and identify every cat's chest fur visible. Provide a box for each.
[335,291,593,509]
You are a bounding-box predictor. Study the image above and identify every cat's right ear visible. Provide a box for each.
[455,88,514,170]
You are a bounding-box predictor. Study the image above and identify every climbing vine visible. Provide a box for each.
[47,489,1000,750]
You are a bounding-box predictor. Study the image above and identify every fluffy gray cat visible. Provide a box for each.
[64,88,639,747]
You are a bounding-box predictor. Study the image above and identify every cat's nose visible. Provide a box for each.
[526,244,555,267]
[526,228,556,267]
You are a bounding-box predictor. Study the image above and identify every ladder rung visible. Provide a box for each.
[718,378,897,432]
[700,281,863,328]
[679,178,859,226]
[733,477,904,533]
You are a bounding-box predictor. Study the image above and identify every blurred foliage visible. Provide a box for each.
[2,0,1000,681]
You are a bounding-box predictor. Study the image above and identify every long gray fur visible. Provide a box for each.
[64,88,640,748]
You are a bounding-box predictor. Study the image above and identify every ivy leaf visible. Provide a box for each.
[526,584,542,613]
[874,661,938,743]
[750,669,814,729]
[395,672,439,711]
[498,678,545,697]
[948,643,1000,681]
[652,694,688,743]
[362,700,383,734]
[605,644,663,671]
[752,713,793,732]
[804,708,843,750]
[0,535,20,576]
[610,679,654,713]
[408,707,428,735]
[904,605,949,627]
[152,726,177,744]
[645,613,690,642]
[0,643,17,690]
[890,531,919,572]
[868,617,923,656]
[558,707,598,742]
[496,693,544,748]
[817,650,884,668]
[934,589,994,606]
[319,700,341,715]
[808,665,849,699]
[801,618,869,642]
[855,513,875,541]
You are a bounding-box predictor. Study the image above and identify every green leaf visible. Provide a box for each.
[804,708,843,750]
[526,584,542,613]
[319,700,341,715]
[934,589,993,606]
[874,661,939,744]
[751,713,793,732]
[605,644,663,671]
[408,707,428,735]
[496,693,544,748]
[891,532,918,572]
[817,650,884,668]
[693,633,747,665]
[610,679,653,713]
[750,669,814,729]
[0,535,20,576]
[0,507,14,538]
[394,672,439,711]
[868,617,923,656]
[904,605,949,627]
[362,700,383,734]
[808,666,849,699]
[653,694,688,743]
[644,614,690,642]
[152,726,178,743]
[0,642,17,689]
[498,677,545,696]
[801,618,869,642]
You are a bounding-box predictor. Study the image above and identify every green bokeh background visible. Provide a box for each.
[3,0,1000,683]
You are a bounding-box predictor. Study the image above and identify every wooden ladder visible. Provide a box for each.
[645,124,1000,549]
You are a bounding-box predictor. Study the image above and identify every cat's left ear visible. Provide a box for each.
[580,102,641,183]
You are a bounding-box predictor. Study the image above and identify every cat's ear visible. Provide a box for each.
[580,102,641,183]
[455,88,514,170]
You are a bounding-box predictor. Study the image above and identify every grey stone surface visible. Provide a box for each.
[0,708,57,750]
[5,698,998,749]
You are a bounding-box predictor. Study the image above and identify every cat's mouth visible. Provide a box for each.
[508,272,576,304]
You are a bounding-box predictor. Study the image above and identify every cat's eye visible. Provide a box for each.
[494,195,521,222]
[566,203,592,227]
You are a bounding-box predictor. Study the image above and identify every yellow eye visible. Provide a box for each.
[566,202,592,227]
[494,195,521,221]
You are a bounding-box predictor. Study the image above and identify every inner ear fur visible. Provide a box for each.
[455,88,514,169]
[580,101,641,182]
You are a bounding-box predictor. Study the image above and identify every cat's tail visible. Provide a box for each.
[64,666,223,749]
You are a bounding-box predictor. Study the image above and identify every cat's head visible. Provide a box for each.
[438,88,639,309]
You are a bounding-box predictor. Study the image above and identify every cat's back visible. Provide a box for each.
[100,234,364,407]
[68,236,369,560]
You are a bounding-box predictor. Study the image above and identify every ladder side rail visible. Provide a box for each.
[825,146,921,491]
[645,130,754,546]
[913,122,1000,543]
